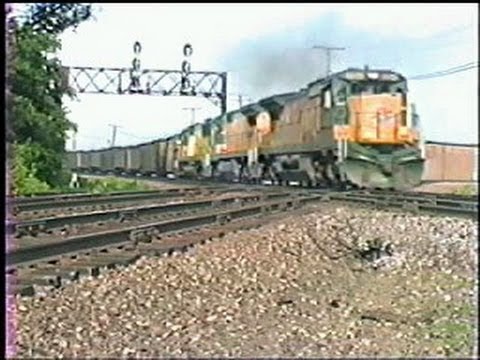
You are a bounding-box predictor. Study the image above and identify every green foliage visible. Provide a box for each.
[453,185,477,196]
[22,3,92,35]
[422,312,474,356]
[13,143,51,196]
[9,3,93,194]
[414,275,475,357]
[81,177,150,194]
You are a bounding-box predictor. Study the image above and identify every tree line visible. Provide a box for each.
[6,3,93,195]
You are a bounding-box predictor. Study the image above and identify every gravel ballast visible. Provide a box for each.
[12,203,478,358]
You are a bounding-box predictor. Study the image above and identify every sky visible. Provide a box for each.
[13,3,479,150]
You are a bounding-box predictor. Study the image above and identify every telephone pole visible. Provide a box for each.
[238,94,244,108]
[228,93,253,109]
[237,94,253,108]
[72,131,77,151]
[312,45,346,76]
[182,107,201,126]
[108,124,121,146]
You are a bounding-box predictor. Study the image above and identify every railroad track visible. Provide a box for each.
[7,190,324,297]
[10,186,224,213]
[81,172,477,218]
[6,176,477,298]
[13,192,287,238]
[86,171,477,199]
[10,185,276,219]
[340,190,478,218]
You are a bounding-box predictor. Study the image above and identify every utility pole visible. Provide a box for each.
[312,45,345,76]
[72,131,77,151]
[108,124,121,146]
[182,107,201,126]
[237,94,253,108]
[228,93,253,109]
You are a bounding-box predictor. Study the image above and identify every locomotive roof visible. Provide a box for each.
[238,103,265,117]
[258,92,301,108]
[307,67,406,88]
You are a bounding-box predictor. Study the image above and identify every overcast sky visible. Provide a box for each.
[14,3,479,149]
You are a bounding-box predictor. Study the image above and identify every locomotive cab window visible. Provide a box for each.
[351,83,359,95]
[323,88,332,108]
[336,87,347,105]
[351,82,391,95]
[377,84,390,93]
[351,83,369,95]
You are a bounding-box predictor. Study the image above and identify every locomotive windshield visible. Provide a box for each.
[336,69,407,97]
[349,81,406,95]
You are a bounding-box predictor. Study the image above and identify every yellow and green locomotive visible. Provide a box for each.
[68,67,425,190]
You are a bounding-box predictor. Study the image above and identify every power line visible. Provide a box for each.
[312,45,346,76]
[108,123,121,146]
[410,65,477,80]
[409,62,479,80]
[118,129,150,140]
[77,134,104,141]
[410,62,474,79]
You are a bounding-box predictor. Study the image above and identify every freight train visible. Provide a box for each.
[66,67,425,190]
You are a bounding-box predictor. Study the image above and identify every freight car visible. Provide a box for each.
[138,141,159,176]
[66,67,425,190]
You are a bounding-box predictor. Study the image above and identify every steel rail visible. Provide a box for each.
[73,173,478,217]
[14,192,287,235]
[329,192,478,218]
[7,193,324,267]
[11,187,233,213]
[12,188,187,204]
[366,189,477,202]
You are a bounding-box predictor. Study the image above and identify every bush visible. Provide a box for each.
[81,177,149,194]
[12,143,51,196]
[454,185,477,196]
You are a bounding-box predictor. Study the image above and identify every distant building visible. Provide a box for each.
[423,141,478,182]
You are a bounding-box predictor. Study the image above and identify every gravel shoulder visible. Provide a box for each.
[12,202,478,358]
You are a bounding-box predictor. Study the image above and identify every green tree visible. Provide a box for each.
[9,3,93,194]
[21,3,92,35]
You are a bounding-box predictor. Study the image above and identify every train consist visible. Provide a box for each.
[66,67,425,189]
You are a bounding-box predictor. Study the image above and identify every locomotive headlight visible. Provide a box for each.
[397,156,421,164]
[353,154,376,164]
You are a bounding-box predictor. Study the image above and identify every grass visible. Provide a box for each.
[420,306,475,356]
[453,185,477,196]
[19,176,151,197]
[79,176,151,194]
[412,274,476,357]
